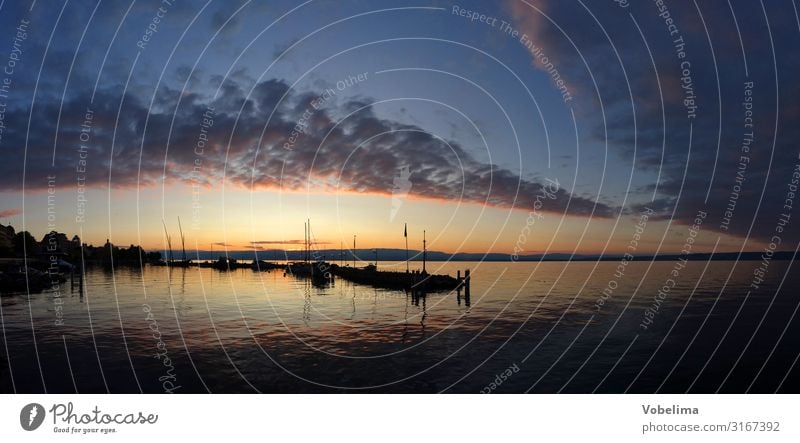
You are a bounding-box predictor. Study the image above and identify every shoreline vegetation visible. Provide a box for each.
[0,223,160,295]
[0,223,161,265]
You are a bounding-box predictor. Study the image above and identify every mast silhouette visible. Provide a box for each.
[177,217,187,262]
[404,223,409,273]
[422,229,427,275]
[162,220,173,263]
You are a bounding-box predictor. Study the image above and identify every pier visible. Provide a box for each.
[156,257,468,294]
[328,263,469,293]
[147,219,474,294]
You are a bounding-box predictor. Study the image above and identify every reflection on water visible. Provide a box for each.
[1,260,798,393]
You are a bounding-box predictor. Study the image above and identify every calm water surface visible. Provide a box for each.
[1,260,798,393]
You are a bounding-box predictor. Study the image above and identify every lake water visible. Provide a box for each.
[1,260,798,393]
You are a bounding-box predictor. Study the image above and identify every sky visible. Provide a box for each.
[0,0,797,256]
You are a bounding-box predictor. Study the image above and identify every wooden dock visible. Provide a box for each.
[328,263,469,293]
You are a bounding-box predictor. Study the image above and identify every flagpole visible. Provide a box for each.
[307,219,310,263]
[404,223,409,273]
[422,229,427,275]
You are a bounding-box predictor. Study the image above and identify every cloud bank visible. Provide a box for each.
[0,74,614,219]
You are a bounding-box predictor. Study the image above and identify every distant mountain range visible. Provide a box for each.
[183,248,795,262]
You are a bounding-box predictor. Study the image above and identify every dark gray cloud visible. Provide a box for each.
[509,0,800,243]
[0,72,614,219]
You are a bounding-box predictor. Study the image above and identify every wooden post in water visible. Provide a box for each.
[77,264,84,297]
[456,270,462,303]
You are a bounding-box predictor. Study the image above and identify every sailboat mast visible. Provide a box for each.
[162,220,173,263]
[178,217,186,262]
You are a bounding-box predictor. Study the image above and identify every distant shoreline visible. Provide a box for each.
[175,249,796,263]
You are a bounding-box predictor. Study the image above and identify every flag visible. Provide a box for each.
[404,223,407,237]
